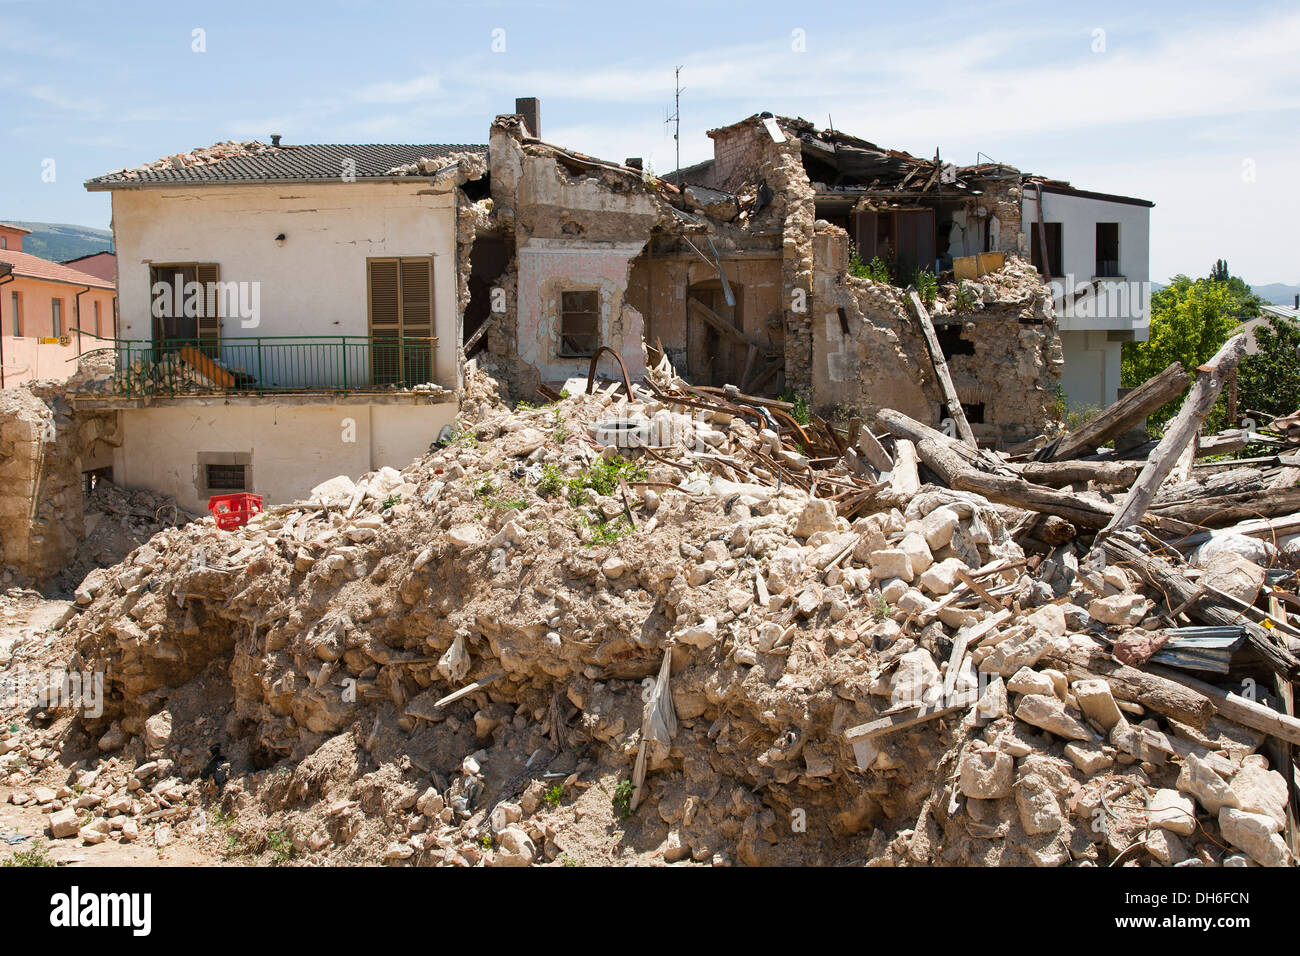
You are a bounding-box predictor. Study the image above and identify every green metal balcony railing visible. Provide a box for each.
[86,335,441,398]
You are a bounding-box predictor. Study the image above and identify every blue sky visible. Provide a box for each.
[2,0,1297,284]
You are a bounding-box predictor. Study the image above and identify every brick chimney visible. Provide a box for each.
[515,97,540,139]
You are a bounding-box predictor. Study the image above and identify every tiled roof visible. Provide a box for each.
[86,142,488,189]
[0,249,115,289]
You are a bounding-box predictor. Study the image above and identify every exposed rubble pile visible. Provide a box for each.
[4,341,1299,867]
[103,141,279,179]
[55,482,195,596]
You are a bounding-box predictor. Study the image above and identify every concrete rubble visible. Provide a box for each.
[3,349,1298,867]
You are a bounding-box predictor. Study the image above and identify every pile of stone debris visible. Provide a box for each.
[4,349,1298,867]
[103,141,279,180]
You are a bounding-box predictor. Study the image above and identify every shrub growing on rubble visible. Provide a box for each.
[912,267,939,307]
[537,463,566,498]
[953,282,977,314]
[779,390,811,425]
[266,830,295,865]
[578,514,633,546]
[848,242,891,285]
[567,456,647,506]
[2,840,54,867]
[612,780,635,820]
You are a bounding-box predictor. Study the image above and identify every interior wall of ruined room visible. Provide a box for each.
[811,225,938,422]
[515,239,649,384]
[485,116,666,390]
[626,249,784,391]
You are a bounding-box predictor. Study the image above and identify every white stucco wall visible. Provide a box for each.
[113,401,455,513]
[1021,189,1151,335]
[1058,330,1123,411]
[109,180,461,391]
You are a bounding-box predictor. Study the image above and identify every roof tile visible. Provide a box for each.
[87,142,488,188]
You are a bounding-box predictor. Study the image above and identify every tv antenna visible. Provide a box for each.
[664,66,682,183]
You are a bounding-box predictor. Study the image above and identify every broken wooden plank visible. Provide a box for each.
[857,426,893,473]
[845,692,975,743]
[433,672,503,709]
[1014,459,1144,488]
[1100,335,1247,536]
[1146,665,1300,747]
[889,438,921,495]
[1043,641,1217,728]
[687,296,774,354]
[1150,486,1300,527]
[1045,361,1191,462]
[463,314,496,355]
[908,291,977,448]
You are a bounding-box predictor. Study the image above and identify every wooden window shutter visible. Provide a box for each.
[399,258,433,338]
[368,259,401,335]
[195,263,221,350]
[368,259,401,384]
[368,257,433,385]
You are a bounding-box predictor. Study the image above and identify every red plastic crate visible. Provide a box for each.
[208,492,263,530]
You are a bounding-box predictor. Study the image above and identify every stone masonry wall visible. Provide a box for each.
[0,383,118,584]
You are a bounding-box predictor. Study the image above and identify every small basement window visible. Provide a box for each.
[558,290,600,357]
[206,464,249,491]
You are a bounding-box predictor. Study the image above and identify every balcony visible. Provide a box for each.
[73,335,451,403]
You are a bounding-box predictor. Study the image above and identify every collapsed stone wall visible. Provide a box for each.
[0,381,118,584]
[811,225,1063,444]
[763,129,817,398]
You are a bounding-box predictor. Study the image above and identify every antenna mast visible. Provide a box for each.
[665,66,682,182]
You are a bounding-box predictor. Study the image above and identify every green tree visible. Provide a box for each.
[1122,275,1244,428]
[1210,258,1230,282]
[1238,313,1300,420]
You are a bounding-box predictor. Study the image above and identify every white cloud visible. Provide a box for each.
[353,74,443,105]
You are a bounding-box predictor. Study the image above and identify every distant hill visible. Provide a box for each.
[8,221,113,262]
[1251,282,1300,306]
[1151,279,1297,306]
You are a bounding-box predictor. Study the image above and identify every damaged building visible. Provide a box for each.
[0,100,1146,560]
[471,107,1149,447]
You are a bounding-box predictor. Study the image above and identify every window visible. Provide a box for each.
[1095,222,1120,277]
[367,257,434,386]
[196,451,253,496]
[1030,222,1063,279]
[205,464,248,491]
[93,300,102,337]
[558,290,600,357]
[52,298,62,337]
[9,292,19,336]
[149,263,221,354]
[1,236,6,250]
